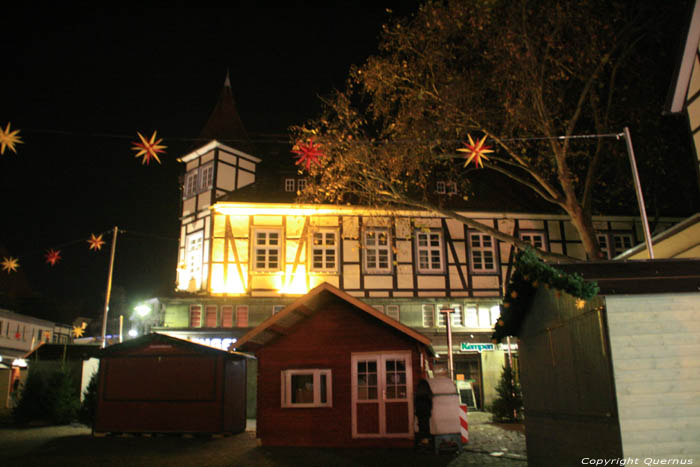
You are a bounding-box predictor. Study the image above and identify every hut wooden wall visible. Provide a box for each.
[255,301,424,447]
[95,341,248,434]
[606,293,700,460]
[519,289,622,465]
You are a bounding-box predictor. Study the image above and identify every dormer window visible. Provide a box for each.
[436,181,457,195]
[285,178,296,192]
[284,178,307,193]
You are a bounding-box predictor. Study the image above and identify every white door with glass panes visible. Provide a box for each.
[351,352,413,438]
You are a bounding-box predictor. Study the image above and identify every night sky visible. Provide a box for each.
[0,6,698,327]
[0,7,419,323]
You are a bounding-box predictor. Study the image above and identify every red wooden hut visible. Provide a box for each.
[95,333,253,434]
[236,283,433,447]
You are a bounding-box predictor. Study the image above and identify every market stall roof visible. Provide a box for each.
[24,343,101,361]
[98,332,255,359]
[236,282,432,351]
[556,258,700,295]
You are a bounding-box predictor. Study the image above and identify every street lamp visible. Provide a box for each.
[134,304,151,317]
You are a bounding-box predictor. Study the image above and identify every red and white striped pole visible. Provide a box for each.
[459,404,469,444]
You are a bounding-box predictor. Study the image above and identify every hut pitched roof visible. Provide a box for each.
[236,282,432,351]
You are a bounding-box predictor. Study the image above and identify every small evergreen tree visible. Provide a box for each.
[46,367,80,425]
[12,365,80,426]
[490,361,523,422]
[79,371,98,427]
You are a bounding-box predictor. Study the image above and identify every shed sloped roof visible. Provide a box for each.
[24,343,101,361]
[236,282,432,351]
[99,332,254,359]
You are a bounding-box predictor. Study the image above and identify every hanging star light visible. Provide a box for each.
[1,257,19,274]
[292,140,325,171]
[45,248,62,266]
[87,233,106,251]
[132,131,166,165]
[72,323,86,338]
[457,134,494,168]
[0,122,23,155]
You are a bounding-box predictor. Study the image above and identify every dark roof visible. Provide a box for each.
[218,167,563,213]
[555,258,700,295]
[198,73,255,155]
[24,343,101,361]
[98,332,254,359]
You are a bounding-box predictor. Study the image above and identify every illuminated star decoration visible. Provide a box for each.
[72,322,87,338]
[45,248,62,267]
[457,134,494,168]
[0,122,23,155]
[87,233,106,251]
[575,298,586,310]
[292,140,325,171]
[131,131,166,165]
[1,257,20,274]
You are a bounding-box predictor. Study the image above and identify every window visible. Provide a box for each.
[184,171,198,197]
[614,234,633,254]
[199,164,214,191]
[364,228,392,273]
[297,179,307,191]
[415,230,444,272]
[436,181,446,194]
[183,164,214,198]
[254,229,281,271]
[465,306,478,328]
[386,305,400,321]
[205,305,217,327]
[186,232,203,284]
[597,233,634,259]
[373,305,384,313]
[311,230,338,271]
[285,178,295,192]
[478,307,495,328]
[520,232,546,250]
[221,306,234,328]
[422,304,435,327]
[446,182,457,194]
[281,369,332,408]
[437,304,463,327]
[236,306,249,327]
[190,305,202,327]
[469,232,496,272]
[272,305,285,315]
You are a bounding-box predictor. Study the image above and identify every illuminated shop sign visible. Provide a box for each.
[460,343,494,352]
[459,342,519,352]
[190,337,237,351]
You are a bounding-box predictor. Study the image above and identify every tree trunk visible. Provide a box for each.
[565,200,604,260]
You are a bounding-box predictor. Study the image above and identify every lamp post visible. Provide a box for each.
[100,226,119,348]
[440,308,455,380]
[622,127,654,259]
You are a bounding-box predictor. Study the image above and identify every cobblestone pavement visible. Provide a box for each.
[449,411,527,466]
[0,411,527,466]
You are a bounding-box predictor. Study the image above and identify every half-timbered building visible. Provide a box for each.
[147,76,679,410]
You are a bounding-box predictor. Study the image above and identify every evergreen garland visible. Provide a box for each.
[491,247,599,341]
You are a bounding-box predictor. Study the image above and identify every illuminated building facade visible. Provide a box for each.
[149,77,677,409]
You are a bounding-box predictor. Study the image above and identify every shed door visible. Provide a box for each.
[351,352,413,438]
